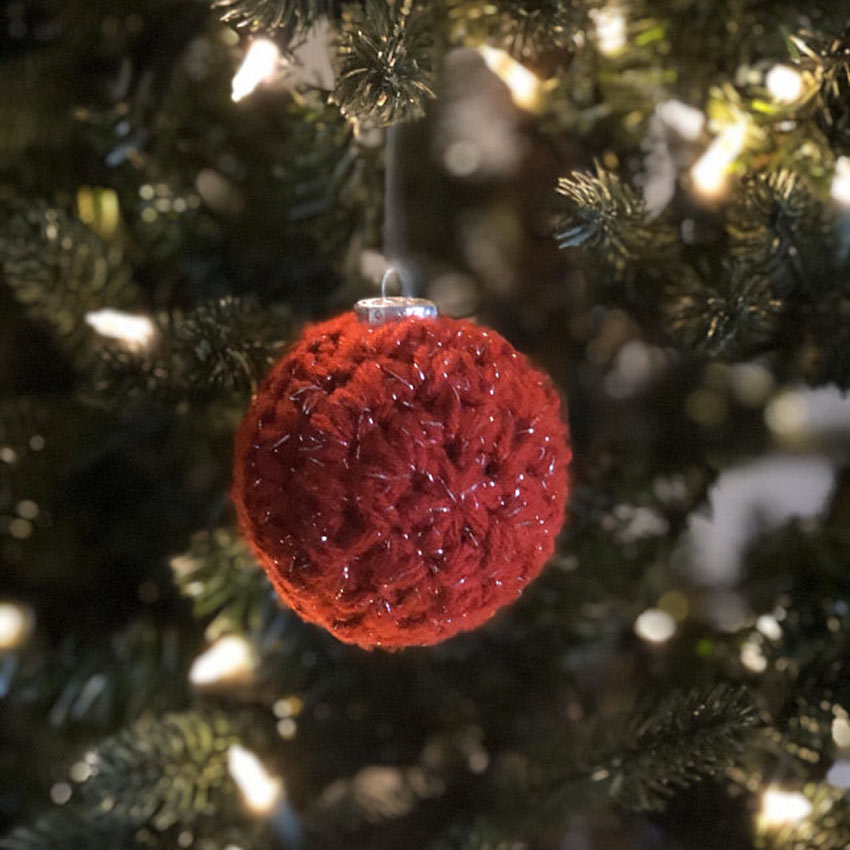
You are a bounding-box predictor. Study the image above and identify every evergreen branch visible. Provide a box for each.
[172,297,289,395]
[86,297,290,408]
[215,0,340,37]
[446,0,587,62]
[171,528,280,640]
[0,811,133,850]
[727,169,831,295]
[741,508,850,746]
[0,202,137,357]
[554,166,675,279]
[0,714,278,850]
[9,618,190,732]
[664,264,783,357]
[794,27,850,154]
[585,684,758,812]
[0,810,276,850]
[555,167,645,252]
[169,528,327,692]
[334,0,437,126]
[75,712,240,830]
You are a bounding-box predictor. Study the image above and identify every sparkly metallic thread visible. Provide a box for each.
[232,311,570,649]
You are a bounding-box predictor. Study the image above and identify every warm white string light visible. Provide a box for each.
[740,637,768,673]
[85,309,156,351]
[833,716,850,749]
[691,118,749,199]
[591,5,627,56]
[478,46,543,112]
[759,787,813,827]
[831,156,850,205]
[765,64,805,104]
[189,635,255,687]
[232,39,281,102]
[634,608,676,644]
[0,601,34,650]
[227,744,283,815]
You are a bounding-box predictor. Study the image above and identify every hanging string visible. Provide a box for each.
[382,124,409,290]
[356,121,436,321]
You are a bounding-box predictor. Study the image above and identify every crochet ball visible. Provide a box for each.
[232,311,570,649]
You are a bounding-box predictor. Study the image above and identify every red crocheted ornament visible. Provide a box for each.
[232,311,570,649]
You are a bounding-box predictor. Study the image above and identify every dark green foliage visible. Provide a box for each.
[334,0,437,126]
[171,297,289,395]
[555,167,674,277]
[76,712,239,829]
[0,50,75,161]
[0,810,133,850]
[446,0,587,62]
[9,619,190,732]
[0,202,137,357]
[0,398,135,592]
[0,714,249,850]
[87,297,290,407]
[215,0,340,37]
[727,170,830,293]
[172,528,278,637]
[664,265,782,356]
[743,508,850,708]
[799,26,850,155]
[0,810,276,850]
[586,685,758,812]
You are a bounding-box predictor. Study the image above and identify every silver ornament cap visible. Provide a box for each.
[355,266,438,325]
[355,296,438,325]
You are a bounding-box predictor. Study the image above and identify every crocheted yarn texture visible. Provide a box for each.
[233,311,570,649]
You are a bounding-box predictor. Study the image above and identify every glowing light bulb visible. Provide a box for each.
[691,119,748,199]
[634,608,676,644]
[85,309,156,351]
[227,744,283,814]
[0,601,34,650]
[591,6,627,56]
[765,64,805,104]
[760,788,812,827]
[833,717,850,749]
[740,638,768,673]
[478,46,542,112]
[831,156,850,205]
[189,635,255,687]
[232,39,281,102]
[755,614,782,640]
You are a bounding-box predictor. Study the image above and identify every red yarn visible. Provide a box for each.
[232,311,570,649]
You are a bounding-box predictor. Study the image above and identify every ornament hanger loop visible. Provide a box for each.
[380,265,413,298]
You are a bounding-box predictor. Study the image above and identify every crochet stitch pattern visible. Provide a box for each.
[233,311,570,648]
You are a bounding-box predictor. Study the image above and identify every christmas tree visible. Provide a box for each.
[3,0,850,847]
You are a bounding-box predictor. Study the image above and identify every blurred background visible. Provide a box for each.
[3,1,850,848]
